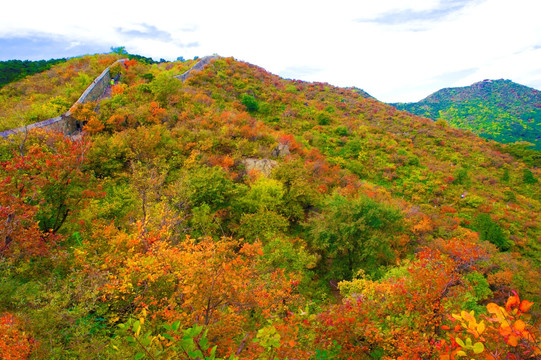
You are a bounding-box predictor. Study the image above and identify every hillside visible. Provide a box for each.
[0,54,123,131]
[0,58,67,88]
[0,55,540,359]
[392,79,541,150]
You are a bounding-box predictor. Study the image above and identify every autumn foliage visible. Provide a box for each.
[0,314,34,360]
[0,54,539,359]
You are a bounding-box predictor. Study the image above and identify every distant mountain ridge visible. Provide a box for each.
[392,79,541,150]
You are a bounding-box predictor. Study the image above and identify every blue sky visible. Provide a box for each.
[1,0,540,102]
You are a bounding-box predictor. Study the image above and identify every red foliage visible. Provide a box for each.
[0,131,99,257]
[278,134,302,153]
[0,314,35,360]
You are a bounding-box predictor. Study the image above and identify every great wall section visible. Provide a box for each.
[0,55,218,138]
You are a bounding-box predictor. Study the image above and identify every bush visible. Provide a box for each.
[522,168,538,184]
[241,94,259,113]
[474,213,512,251]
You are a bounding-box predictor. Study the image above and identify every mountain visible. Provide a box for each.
[0,55,540,359]
[392,79,541,150]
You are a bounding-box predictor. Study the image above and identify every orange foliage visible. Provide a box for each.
[278,134,302,153]
[147,101,166,124]
[208,154,235,170]
[440,293,540,359]
[412,215,434,235]
[95,235,301,356]
[123,59,138,68]
[111,83,126,95]
[83,116,104,134]
[0,314,34,360]
[106,114,127,131]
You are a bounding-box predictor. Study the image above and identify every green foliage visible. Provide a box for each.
[462,271,493,313]
[241,178,284,213]
[453,166,470,185]
[238,209,289,242]
[314,341,342,359]
[188,166,237,211]
[393,79,541,150]
[317,112,331,125]
[253,325,281,358]
[474,213,512,251]
[522,168,538,184]
[307,193,403,280]
[241,94,259,113]
[501,168,510,182]
[190,203,222,237]
[499,142,541,167]
[262,237,317,282]
[151,72,182,105]
[115,318,237,360]
[271,161,320,222]
[0,58,67,88]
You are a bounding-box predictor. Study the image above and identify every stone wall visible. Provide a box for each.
[175,55,219,82]
[0,59,127,138]
[0,56,218,139]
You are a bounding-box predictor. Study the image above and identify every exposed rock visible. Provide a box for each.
[242,158,277,177]
[271,144,290,158]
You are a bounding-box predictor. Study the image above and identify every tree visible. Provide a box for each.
[307,192,403,280]
[99,236,302,357]
[111,46,128,55]
[188,166,238,211]
[0,131,98,257]
[241,94,259,113]
[474,213,511,251]
[522,168,538,184]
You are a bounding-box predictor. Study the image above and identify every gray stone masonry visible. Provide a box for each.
[174,56,219,82]
[1,56,223,138]
[0,59,127,138]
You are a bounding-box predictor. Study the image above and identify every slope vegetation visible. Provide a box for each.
[392,79,541,150]
[0,56,539,359]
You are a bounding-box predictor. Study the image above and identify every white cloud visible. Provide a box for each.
[1,0,540,102]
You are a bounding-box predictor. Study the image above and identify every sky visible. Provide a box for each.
[1,0,540,102]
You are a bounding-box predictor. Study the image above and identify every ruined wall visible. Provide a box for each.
[174,55,219,82]
[73,61,116,105]
[0,59,127,138]
[0,56,218,139]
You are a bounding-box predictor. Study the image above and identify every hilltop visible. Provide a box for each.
[0,55,539,359]
[392,79,541,150]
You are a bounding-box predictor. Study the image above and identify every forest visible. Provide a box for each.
[0,58,67,88]
[0,54,540,359]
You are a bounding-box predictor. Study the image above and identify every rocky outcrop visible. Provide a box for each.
[242,158,277,177]
[271,144,290,157]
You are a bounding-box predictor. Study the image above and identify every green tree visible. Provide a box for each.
[111,46,128,55]
[240,177,284,213]
[241,94,259,113]
[474,213,512,251]
[307,193,403,280]
[188,166,238,211]
[522,168,538,184]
